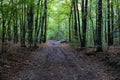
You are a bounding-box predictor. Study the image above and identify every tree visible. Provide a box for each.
[96,0,103,52]
[43,0,47,42]
[73,0,78,40]
[1,0,7,53]
[76,0,82,45]
[20,0,26,47]
[27,3,34,48]
[81,0,88,47]
[34,0,40,48]
[107,0,111,46]
[111,1,114,45]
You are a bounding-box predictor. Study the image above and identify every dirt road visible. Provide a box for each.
[11,41,111,80]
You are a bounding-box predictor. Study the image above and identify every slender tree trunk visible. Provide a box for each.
[95,3,98,46]
[73,0,78,41]
[14,13,18,44]
[111,1,114,45]
[107,0,111,46]
[7,20,11,41]
[76,0,82,46]
[69,12,72,42]
[118,2,120,44]
[40,15,45,43]
[34,0,40,48]
[104,10,107,43]
[21,0,26,47]
[71,10,74,42]
[89,0,95,46]
[68,2,73,42]
[37,0,43,40]
[2,19,6,53]
[96,0,103,52]
[81,0,88,47]
[43,0,47,43]
[27,5,34,48]
[1,0,6,53]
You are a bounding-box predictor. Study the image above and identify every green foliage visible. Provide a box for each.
[0,0,120,46]
[47,0,71,40]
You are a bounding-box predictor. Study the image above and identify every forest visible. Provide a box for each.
[0,0,120,80]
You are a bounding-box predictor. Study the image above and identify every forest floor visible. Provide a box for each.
[0,41,120,80]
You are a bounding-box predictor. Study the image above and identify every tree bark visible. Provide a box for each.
[81,0,88,47]
[96,0,103,52]
[107,0,111,46]
[43,0,47,43]
[27,5,34,48]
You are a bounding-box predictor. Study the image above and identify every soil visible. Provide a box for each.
[0,41,118,80]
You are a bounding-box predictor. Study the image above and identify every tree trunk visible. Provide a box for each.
[76,0,82,46]
[27,5,34,48]
[39,15,45,43]
[81,0,88,47]
[43,0,47,43]
[73,0,78,41]
[7,20,11,41]
[107,0,111,46]
[20,0,26,47]
[111,1,114,45]
[34,0,40,48]
[96,0,103,52]
[89,0,95,46]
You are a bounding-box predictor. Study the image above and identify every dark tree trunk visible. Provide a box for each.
[71,9,74,41]
[111,1,114,45]
[34,0,40,48]
[14,14,18,44]
[2,19,6,53]
[39,15,45,43]
[37,0,43,40]
[81,0,88,47]
[1,0,6,53]
[7,20,11,41]
[20,1,26,47]
[73,0,78,40]
[107,0,111,46]
[43,0,47,43]
[68,1,73,42]
[116,0,120,44]
[95,3,98,46]
[27,5,34,48]
[69,11,72,42]
[96,0,103,52]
